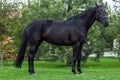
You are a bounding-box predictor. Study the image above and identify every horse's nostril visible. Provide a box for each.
[104,21,109,27]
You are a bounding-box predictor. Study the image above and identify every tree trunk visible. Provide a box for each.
[82,53,90,62]
[67,0,73,12]
[0,54,4,66]
[66,54,72,66]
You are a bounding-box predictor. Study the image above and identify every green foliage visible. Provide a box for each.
[1,0,120,62]
[0,1,21,56]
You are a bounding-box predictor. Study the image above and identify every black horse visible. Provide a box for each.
[14,3,109,75]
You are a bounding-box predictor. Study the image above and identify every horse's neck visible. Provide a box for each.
[78,7,97,31]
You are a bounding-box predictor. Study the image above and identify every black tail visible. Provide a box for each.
[14,30,28,68]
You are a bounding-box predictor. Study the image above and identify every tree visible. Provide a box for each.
[110,0,120,60]
[1,0,119,66]
[0,1,21,66]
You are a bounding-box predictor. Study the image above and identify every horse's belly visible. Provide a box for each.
[45,40,76,46]
[42,27,79,45]
[43,35,78,46]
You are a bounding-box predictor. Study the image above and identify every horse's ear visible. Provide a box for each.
[95,2,99,7]
[101,3,104,6]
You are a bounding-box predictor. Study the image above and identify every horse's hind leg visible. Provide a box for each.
[28,41,41,74]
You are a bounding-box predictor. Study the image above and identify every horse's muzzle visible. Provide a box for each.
[103,20,109,27]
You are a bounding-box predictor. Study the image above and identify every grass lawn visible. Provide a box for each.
[0,57,120,80]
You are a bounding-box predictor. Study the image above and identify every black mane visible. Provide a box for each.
[67,7,97,20]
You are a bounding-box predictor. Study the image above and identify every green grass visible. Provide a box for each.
[0,57,120,80]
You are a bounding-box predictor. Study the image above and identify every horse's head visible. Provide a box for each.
[95,3,109,27]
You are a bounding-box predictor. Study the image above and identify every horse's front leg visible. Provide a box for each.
[72,42,80,75]
[77,43,83,74]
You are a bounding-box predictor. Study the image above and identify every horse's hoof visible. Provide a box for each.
[79,72,84,75]
[75,74,79,76]
[30,72,36,75]
[73,72,77,75]
[29,71,36,75]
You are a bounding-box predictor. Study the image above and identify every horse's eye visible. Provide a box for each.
[102,9,105,12]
